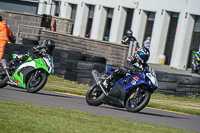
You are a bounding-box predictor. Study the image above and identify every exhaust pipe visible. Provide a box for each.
[92,70,101,83]
[92,70,108,95]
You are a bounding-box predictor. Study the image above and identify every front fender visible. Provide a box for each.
[11,59,49,88]
[24,68,48,84]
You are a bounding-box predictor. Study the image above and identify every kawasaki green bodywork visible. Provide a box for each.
[11,54,53,88]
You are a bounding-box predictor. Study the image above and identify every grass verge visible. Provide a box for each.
[0,99,195,133]
[43,75,200,115]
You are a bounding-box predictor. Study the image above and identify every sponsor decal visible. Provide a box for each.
[131,80,136,85]
[133,76,139,81]
[14,78,20,84]
[147,73,152,77]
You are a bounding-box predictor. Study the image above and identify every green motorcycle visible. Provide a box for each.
[0,46,54,93]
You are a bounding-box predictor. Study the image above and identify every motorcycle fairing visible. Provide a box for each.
[104,83,127,107]
[106,65,115,75]
[105,65,157,93]
[42,55,54,74]
[11,57,49,88]
[116,73,152,92]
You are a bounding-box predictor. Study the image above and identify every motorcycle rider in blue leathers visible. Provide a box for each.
[101,47,150,90]
[192,51,200,73]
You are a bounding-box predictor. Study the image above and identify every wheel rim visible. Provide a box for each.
[30,76,41,87]
[127,90,146,109]
[28,74,43,89]
[88,86,102,100]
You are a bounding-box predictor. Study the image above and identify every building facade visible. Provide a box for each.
[1,0,200,69]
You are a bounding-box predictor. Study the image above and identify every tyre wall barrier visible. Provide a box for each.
[156,71,200,97]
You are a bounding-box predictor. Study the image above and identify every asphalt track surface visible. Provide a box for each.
[0,86,200,132]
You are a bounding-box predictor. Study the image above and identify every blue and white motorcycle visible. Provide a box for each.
[86,65,158,113]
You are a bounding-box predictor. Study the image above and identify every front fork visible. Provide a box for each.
[31,70,41,81]
[92,70,108,96]
[130,87,140,99]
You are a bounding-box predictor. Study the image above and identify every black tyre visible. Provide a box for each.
[158,81,177,91]
[0,75,8,88]
[26,72,47,93]
[61,51,85,60]
[125,87,151,112]
[65,60,79,71]
[77,77,95,85]
[22,38,39,45]
[53,57,61,63]
[155,89,175,96]
[64,71,78,81]
[85,55,106,64]
[77,71,92,78]
[86,84,105,106]
[156,72,176,82]
[72,62,106,73]
[54,68,66,75]
[177,75,200,85]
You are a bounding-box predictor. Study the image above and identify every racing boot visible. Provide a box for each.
[100,75,112,92]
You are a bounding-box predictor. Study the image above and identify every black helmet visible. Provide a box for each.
[137,47,150,63]
[42,39,55,54]
[126,29,133,36]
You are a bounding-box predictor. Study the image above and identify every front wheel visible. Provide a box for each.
[86,84,105,106]
[125,87,151,113]
[26,72,47,93]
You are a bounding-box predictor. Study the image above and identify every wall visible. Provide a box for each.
[0,9,42,37]
[51,16,73,34]
[40,30,129,66]
[0,9,73,43]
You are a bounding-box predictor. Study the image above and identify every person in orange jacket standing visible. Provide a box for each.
[0,16,12,66]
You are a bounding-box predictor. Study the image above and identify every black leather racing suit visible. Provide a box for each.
[121,35,138,46]
[103,55,148,88]
[8,46,45,67]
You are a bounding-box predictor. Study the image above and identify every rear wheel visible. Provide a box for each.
[86,84,105,106]
[26,72,47,93]
[0,68,8,88]
[125,86,151,112]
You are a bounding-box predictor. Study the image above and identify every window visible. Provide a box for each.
[103,8,113,41]
[123,8,134,36]
[55,1,61,16]
[85,5,95,38]
[143,11,155,41]
[69,4,77,34]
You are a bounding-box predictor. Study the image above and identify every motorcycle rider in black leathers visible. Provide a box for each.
[8,39,55,67]
[101,47,150,90]
[122,29,139,47]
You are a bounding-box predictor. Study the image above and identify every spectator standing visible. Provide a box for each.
[143,37,151,49]
[121,29,138,46]
[0,16,12,66]
[122,29,139,55]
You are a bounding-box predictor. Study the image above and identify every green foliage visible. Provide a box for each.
[0,100,195,133]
